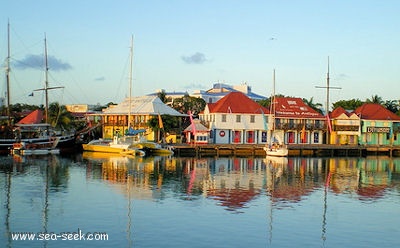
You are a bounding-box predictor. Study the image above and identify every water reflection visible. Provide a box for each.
[1,154,400,247]
[80,153,400,209]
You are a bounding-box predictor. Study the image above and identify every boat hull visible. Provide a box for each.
[82,143,145,156]
[263,146,288,157]
[82,143,132,154]
[13,149,60,155]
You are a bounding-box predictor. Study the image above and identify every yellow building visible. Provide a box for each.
[93,96,186,141]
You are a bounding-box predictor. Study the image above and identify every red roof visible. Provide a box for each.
[353,103,400,120]
[330,106,349,118]
[17,109,43,124]
[273,97,324,119]
[207,92,269,114]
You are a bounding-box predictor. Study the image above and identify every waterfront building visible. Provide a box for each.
[182,119,210,144]
[191,82,266,104]
[199,92,270,144]
[199,92,327,145]
[329,106,360,145]
[272,97,326,144]
[354,103,400,146]
[93,96,186,141]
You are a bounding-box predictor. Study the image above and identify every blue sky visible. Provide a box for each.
[1,0,399,109]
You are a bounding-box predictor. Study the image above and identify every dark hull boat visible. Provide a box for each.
[0,123,76,155]
[0,27,77,155]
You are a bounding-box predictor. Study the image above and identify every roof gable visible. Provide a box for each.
[274,97,324,119]
[207,92,269,114]
[102,96,185,116]
[17,109,43,124]
[353,103,400,120]
[331,106,349,118]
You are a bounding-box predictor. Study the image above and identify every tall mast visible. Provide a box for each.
[315,56,341,144]
[6,21,11,125]
[44,34,49,123]
[272,69,276,130]
[128,36,133,126]
[34,34,64,124]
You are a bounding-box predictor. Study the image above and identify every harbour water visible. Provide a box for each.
[1,153,399,248]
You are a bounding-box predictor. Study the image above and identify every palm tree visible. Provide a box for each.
[384,100,399,114]
[48,102,74,130]
[303,97,324,114]
[366,95,383,104]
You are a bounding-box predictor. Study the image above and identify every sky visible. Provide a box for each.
[1,0,399,109]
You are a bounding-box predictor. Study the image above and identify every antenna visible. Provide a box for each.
[315,57,341,144]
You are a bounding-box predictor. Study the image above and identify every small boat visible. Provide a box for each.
[264,143,288,157]
[132,141,174,156]
[11,137,60,155]
[82,136,145,156]
[264,70,288,157]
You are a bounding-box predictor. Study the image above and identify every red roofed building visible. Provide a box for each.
[329,103,400,146]
[200,92,270,144]
[330,107,360,145]
[353,103,400,145]
[272,97,325,144]
[199,93,326,145]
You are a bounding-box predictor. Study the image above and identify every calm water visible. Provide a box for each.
[1,153,399,248]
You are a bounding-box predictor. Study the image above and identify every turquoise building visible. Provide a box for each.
[354,103,400,146]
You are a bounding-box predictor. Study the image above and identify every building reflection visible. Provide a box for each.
[82,153,400,211]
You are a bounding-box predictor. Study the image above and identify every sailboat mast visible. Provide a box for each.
[44,34,49,124]
[6,21,11,125]
[128,36,133,126]
[325,57,330,143]
[33,34,64,125]
[272,69,276,130]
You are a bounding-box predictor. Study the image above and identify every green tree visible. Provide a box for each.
[366,95,383,104]
[332,99,364,111]
[171,94,206,115]
[157,90,170,104]
[302,97,324,114]
[384,100,399,114]
[147,114,180,132]
[48,102,74,130]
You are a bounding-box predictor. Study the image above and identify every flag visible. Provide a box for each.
[158,114,164,129]
[389,125,394,142]
[188,110,196,135]
[261,110,268,130]
[301,124,306,142]
[28,92,34,97]
[326,114,332,133]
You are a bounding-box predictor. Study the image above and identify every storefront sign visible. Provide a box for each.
[366,126,390,133]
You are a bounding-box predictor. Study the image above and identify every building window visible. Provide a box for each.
[250,115,255,123]
[246,131,254,143]
[236,115,241,123]
[222,114,227,122]
[233,130,241,143]
[313,132,319,143]
[261,131,268,142]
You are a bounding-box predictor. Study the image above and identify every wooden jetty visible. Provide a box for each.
[172,144,400,157]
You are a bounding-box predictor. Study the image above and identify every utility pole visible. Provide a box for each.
[315,57,341,144]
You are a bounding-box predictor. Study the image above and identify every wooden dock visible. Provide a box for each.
[171,144,400,157]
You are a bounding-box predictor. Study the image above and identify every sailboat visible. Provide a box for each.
[82,36,145,156]
[263,69,288,157]
[7,33,76,155]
